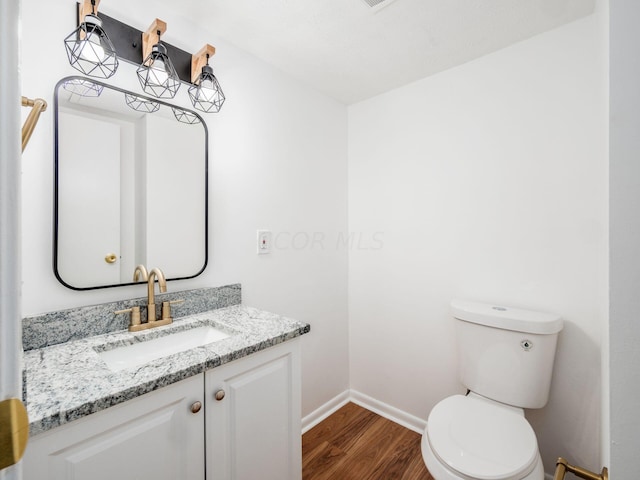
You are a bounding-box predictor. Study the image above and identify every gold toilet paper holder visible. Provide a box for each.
[554,457,608,480]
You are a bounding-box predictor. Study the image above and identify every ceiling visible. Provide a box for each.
[123,0,596,104]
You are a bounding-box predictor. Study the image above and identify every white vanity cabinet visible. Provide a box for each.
[205,339,302,480]
[22,373,205,480]
[22,339,301,480]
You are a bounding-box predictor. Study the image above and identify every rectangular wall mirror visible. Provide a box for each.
[54,76,208,290]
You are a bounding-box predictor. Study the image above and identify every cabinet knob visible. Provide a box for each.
[214,390,225,401]
[190,401,202,414]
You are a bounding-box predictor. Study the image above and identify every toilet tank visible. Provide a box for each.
[452,300,563,409]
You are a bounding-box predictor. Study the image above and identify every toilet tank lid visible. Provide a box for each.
[451,300,563,334]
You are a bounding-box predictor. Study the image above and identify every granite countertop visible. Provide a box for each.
[23,305,310,436]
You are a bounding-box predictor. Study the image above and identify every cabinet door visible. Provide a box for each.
[23,374,205,480]
[205,340,301,480]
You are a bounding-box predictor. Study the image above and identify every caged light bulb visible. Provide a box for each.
[78,30,106,63]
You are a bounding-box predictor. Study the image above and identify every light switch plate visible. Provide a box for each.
[257,230,271,255]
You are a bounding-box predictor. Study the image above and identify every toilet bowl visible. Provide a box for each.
[421,394,544,480]
[421,300,563,480]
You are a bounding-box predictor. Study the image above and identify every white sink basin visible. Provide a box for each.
[98,325,230,372]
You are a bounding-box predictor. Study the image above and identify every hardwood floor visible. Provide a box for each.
[302,402,434,480]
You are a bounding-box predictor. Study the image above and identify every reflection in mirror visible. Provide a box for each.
[54,76,208,290]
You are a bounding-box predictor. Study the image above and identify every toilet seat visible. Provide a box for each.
[427,395,539,480]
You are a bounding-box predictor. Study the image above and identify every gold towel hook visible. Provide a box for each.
[21,96,47,152]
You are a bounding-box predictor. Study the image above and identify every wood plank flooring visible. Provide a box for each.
[302,402,433,480]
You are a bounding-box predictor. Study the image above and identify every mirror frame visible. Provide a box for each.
[53,76,209,291]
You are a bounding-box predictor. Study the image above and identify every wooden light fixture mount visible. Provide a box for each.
[191,44,217,84]
[78,0,101,21]
[141,18,168,61]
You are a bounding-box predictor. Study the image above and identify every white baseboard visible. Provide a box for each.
[301,389,426,435]
[301,390,350,434]
[349,389,427,434]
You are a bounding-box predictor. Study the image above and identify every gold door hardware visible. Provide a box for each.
[0,398,29,471]
[214,390,225,401]
[21,96,47,152]
[554,457,608,480]
[104,253,117,264]
[190,401,202,414]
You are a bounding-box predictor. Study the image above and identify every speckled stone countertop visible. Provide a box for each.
[23,305,310,436]
[22,285,242,351]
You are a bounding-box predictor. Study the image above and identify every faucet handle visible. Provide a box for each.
[161,299,184,321]
[114,306,142,328]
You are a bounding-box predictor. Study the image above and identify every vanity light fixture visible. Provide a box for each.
[172,107,201,125]
[62,78,104,97]
[136,19,180,99]
[188,44,225,113]
[125,93,160,113]
[63,0,119,79]
[63,5,226,112]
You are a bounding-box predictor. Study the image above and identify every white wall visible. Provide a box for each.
[609,1,640,477]
[20,0,349,418]
[348,11,607,475]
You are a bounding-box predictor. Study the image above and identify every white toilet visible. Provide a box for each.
[421,300,563,480]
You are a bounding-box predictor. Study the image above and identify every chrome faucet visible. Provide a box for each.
[146,268,167,323]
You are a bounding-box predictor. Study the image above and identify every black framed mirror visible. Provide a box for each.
[54,76,208,290]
